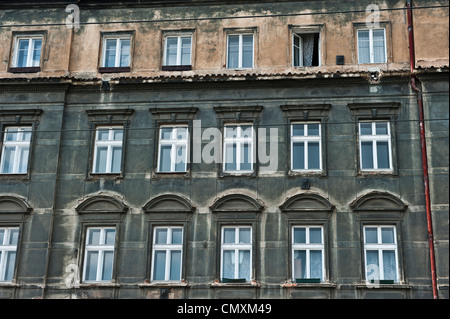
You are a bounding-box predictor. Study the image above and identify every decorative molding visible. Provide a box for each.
[350,191,407,212]
[280,193,334,213]
[149,107,198,122]
[143,194,195,213]
[0,195,32,214]
[280,104,331,120]
[210,194,264,213]
[75,195,129,214]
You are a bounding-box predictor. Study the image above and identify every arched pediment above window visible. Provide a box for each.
[350,191,407,212]
[210,194,264,213]
[143,194,195,213]
[0,196,32,214]
[279,193,334,213]
[75,195,128,214]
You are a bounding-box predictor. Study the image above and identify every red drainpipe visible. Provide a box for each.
[406,0,438,299]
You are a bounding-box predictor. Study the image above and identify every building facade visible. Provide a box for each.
[0,0,448,299]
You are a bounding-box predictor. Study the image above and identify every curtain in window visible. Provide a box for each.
[302,34,315,67]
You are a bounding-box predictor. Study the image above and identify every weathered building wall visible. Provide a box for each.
[0,0,448,299]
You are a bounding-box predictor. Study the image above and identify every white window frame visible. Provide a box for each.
[92,126,124,174]
[220,226,252,282]
[363,225,399,282]
[290,122,322,172]
[163,34,192,66]
[292,226,325,282]
[357,28,387,64]
[151,226,184,282]
[0,227,19,282]
[157,125,189,173]
[226,33,254,69]
[292,32,321,67]
[12,36,43,68]
[0,126,32,174]
[101,36,131,68]
[223,124,254,173]
[82,227,116,283]
[358,121,392,171]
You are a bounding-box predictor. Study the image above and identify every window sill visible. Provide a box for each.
[88,173,123,180]
[98,67,131,73]
[358,170,395,177]
[138,281,189,288]
[8,67,41,73]
[282,281,337,288]
[151,171,190,180]
[78,282,121,288]
[162,65,192,71]
[355,282,412,289]
[0,173,30,180]
[220,171,255,178]
[210,280,260,288]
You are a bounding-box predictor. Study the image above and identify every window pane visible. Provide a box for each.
[381,227,395,244]
[174,145,186,172]
[170,250,182,280]
[95,146,108,173]
[161,127,173,140]
[225,126,237,138]
[101,251,114,281]
[375,122,388,135]
[85,251,99,281]
[97,129,110,141]
[17,146,29,174]
[22,129,32,142]
[8,229,19,245]
[293,250,306,279]
[309,228,322,244]
[153,251,166,280]
[358,30,370,64]
[159,145,172,172]
[361,141,374,169]
[307,124,320,136]
[181,37,191,65]
[241,125,252,138]
[242,35,253,68]
[292,124,304,136]
[88,229,101,245]
[307,142,320,169]
[224,143,237,171]
[238,250,251,280]
[366,250,380,280]
[104,229,116,245]
[223,228,235,244]
[239,228,251,244]
[382,250,397,281]
[176,127,188,140]
[1,146,16,173]
[166,37,178,65]
[293,228,306,243]
[155,228,168,244]
[310,250,323,279]
[104,39,117,67]
[227,35,239,68]
[222,250,235,279]
[31,39,42,67]
[372,29,386,63]
[365,227,378,243]
[5,129,18,142]
[240,143,252,171]
[292,142,305,170]
[171,228,183,244]
[119,39,130,67]
[376,141,390,169]
[360,123,372,135]
[111,146,122,173]
[293,35,301,67]
[4,251,17,282]
[113,129,123,141]
[0,229,4,244]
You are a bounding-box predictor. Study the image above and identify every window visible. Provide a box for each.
[164,35,192,67]
[0,127,32,174]
[291,123,321,171]
[92,126,123,174]
[101,37,131,68]
[292,226,324,282]
[364,226,399,283]
[151,226,183,281]
[357,28,387,64]
[82,227,116,282]
[221,226,252,282]
[359,121,392,171]
[0,227,19,282]
[227,34,254,69]
[293,32,320,67]
[223,124,254,173]
[157,125,188,173]
[12,36,42,68]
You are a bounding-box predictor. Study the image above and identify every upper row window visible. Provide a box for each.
[8,27,387,72]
